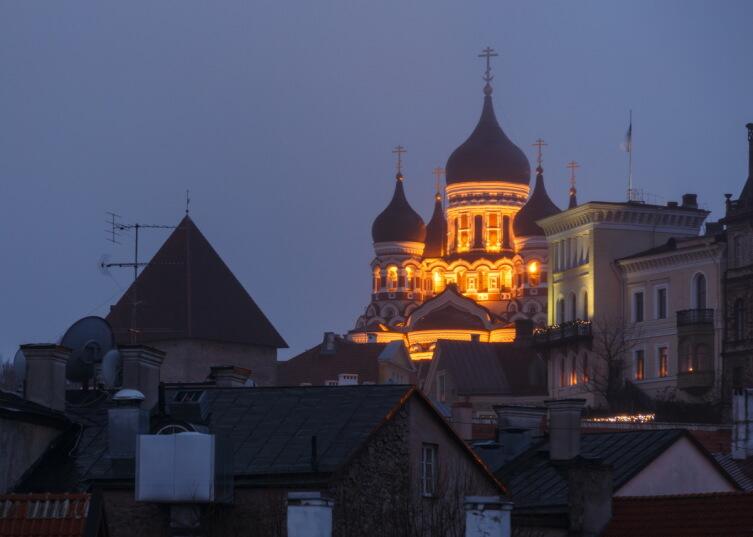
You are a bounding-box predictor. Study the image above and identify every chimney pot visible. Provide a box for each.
[210,365,253,387]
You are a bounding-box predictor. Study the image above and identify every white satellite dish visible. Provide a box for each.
[101,348,122,388]
[13,349,27,384]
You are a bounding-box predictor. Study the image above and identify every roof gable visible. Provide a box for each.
[106,216,287,348]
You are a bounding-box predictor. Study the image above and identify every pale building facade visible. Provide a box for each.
[535,198,710,407]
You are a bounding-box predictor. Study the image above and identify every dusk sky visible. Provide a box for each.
[1,1,752,361]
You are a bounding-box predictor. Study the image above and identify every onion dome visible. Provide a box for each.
[513,165,561,237]
[445,85,531,185]
[423,192,446,257]
[371,173,427,243]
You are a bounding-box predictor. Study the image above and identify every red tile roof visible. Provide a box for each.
[604,492,753,537]
[106,216,287,348]
[0,493,101,537]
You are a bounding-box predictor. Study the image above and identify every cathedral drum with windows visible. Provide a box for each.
[349,61,561,359]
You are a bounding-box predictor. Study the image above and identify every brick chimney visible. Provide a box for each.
[210,365,253,387]
[287,492,333,537]
[120,345,164,411]
[19,344,70,412]
[464,496,513,537]
[546,399,586,461]
[681,193,698,209]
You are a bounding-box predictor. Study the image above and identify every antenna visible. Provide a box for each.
[103,213,176,283]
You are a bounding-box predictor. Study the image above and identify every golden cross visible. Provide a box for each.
[567,161,580,188]
[392,145,406,174]
[478,47,498,82]
[532,138,548,167]
[433,167,445,194]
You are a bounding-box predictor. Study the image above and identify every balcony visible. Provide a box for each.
[677,370,715,394]
[676,309,714,326]
[533,320,592,348]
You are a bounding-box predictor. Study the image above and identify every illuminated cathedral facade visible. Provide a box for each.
[349,56,563,359]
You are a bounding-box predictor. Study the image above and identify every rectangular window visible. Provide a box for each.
[656,287,667,319]
[658,347,669,378]
[421,444,438,497]
[634,291,644,323]
[467,275,477,292]
[489,275,498,290]
[635,350,645,381]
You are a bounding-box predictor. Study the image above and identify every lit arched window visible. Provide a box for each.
[373,268,381,293]
[405,266,413,291]
[528,261,540,287]
[387,266,398,291]
[432,269,444,293]
[570,355,577,386]
[501,266,513,289]
[694,273,707,309]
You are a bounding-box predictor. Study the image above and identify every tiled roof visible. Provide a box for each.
[0,391,69,429]
[18,385,415,491]
[496,429,731,510]
[0,493,103,537]
[604,492,753,537]
[106,216,287,348]
[277,342,386,386]
[713,453,753,491]
[434,340,546,396]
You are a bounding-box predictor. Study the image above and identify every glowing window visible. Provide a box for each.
[501,266,513,289]
[635,350,645,381]
[658,347,669,377]
[528,261,540,287]
[387,267,398,290]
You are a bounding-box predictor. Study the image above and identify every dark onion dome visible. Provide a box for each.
[445,86,531,185]
[513,166,561,237]
[371,173,427,243]
[423,193,446,257]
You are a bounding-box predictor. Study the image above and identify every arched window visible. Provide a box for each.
[582,290,589,320]
[557,298,565,324]
[501,266,513,289]
[570,355,577,386]
[387,266,398,291]
[528,261,540,287]
[694,273,707,309]
[735,299,746,341]
[405,267,413,291]
[569,292,577,322]
[373,268,381,293]
[432,269,445,293]
[473,215,484,249]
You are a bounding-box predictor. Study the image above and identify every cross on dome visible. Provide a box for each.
[392,145,406,178]
[532,138,548,168]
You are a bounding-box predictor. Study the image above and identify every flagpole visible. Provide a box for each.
[628,109,633,201]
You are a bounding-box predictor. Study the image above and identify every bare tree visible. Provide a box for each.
[0,358,16,393]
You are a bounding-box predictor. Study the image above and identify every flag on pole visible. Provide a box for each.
[624,120,632,153]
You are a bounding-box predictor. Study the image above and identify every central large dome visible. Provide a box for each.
[445,90,531,185]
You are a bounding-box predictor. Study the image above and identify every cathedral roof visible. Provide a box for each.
[106,216,288,348]
[513,166,561,237]
[423,194,446,257]
[445,87,531,185]
[371,174,427,244]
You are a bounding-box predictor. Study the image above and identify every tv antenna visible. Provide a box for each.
[102,212,175,282]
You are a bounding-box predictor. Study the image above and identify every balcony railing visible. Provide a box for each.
[677,370,714,393]
[676,309,714,326]
[533,320,592,347]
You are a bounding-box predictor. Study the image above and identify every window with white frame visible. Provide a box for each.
[420,444,438,497]
[658,346,669,378]
[633,291,644,323]
[337,373,358,386]
[635,350,645,381]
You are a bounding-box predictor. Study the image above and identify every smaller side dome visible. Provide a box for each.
[423,193,446,257]
[372,174,427,244]
[513,166,561,237]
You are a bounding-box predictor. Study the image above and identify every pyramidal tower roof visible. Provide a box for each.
[106,216,288,348]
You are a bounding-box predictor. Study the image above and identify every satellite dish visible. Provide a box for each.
[101,348,122,387]
[13,349,27,384]
[98,254,111,276]
[60,316,115,386]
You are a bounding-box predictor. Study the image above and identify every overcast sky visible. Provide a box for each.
[1,1,752,361]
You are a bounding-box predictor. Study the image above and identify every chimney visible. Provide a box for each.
[120,345,165,411]
[19,344,70,412]
[546,399,586,461]
[732,388,753,460]
[681,193,698,209]
[210,365,253,387]
[514,319,534,344]
[451,401,473,441]
[567,459,613,537]
[494,405,546,462]
[321,332,338,355]
[287,492,333,537]
[464,496,513,537]
[108,388,149,460]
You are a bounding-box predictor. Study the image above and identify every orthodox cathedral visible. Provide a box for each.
[348,53,563,359]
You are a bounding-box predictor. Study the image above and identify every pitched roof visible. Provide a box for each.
[0,492,106,537]
[277,342,387,386]
[604,492,753,537]
[106,216,287,348]
[434,340,546,396]
[496,429,736,511]
[18,385,419,490]
[0,391,69,429]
